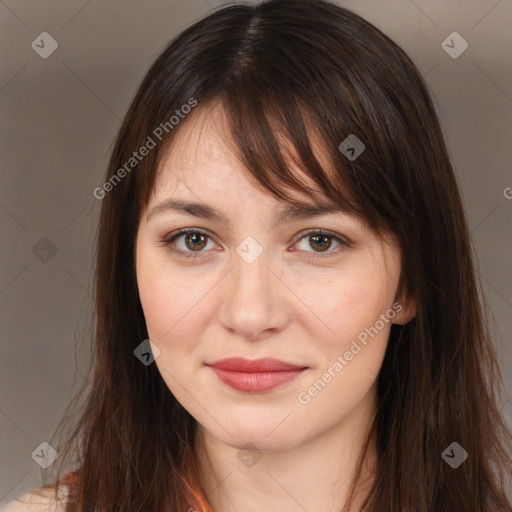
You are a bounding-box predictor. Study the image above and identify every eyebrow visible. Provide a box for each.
[146,198,351,226]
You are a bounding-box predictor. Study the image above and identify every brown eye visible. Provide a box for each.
[162,229,215,258]
[183,232,208,251]
[294,229,350,258]
[309,234,332,252]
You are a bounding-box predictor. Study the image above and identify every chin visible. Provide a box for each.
[203,418,305,452]
[229,434,298,453]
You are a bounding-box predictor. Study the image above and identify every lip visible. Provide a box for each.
[206,357,308,392]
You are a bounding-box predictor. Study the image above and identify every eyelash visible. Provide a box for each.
[159,228,351,260]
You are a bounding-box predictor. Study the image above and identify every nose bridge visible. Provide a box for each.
[220,237,286,339]
[231,238,272,298]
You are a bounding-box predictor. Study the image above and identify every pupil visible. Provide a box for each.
[311,235,331,252]
[186,233,206,251]
[183,233,331,253]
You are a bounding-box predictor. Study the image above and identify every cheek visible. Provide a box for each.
[299,265,394,353]
[136,251,216,350]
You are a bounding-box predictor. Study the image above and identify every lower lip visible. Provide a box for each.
[209,367,306,392]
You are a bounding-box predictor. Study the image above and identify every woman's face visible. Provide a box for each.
[135,105,412,452]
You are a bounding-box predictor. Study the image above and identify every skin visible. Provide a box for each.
[135,103,416,512]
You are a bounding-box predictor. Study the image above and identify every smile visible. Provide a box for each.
[206,357,308,392]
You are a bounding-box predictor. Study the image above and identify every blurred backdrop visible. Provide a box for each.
[1,0,511,503]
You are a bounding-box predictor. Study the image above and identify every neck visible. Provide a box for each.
[193,387,378,512]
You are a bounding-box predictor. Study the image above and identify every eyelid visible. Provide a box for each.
[160,227,351,258]
[293,228,352,247]
[159,228,215,258]
[290,228,351,258]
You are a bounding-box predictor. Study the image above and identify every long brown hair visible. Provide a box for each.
[28,0,511,510]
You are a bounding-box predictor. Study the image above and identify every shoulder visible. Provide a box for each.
[0,486,68,512]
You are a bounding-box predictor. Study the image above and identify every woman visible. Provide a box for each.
[5,0,511,510]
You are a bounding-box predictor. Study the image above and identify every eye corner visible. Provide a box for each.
[293,228,352,259]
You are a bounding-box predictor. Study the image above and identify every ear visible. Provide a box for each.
[391,291,417,325]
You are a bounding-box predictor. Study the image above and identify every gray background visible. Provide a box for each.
[1,0,511,504]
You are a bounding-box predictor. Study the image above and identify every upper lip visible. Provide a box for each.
[207,357,307,372]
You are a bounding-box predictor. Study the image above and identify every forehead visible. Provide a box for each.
[151,102,336,206]
[153,101,348,202]
[140,104,399,253]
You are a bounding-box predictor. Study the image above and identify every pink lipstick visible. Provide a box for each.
[207,357,307,392]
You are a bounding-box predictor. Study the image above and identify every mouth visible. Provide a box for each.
[206,357,308,392]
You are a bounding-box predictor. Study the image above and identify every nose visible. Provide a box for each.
[219,247,290,341]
